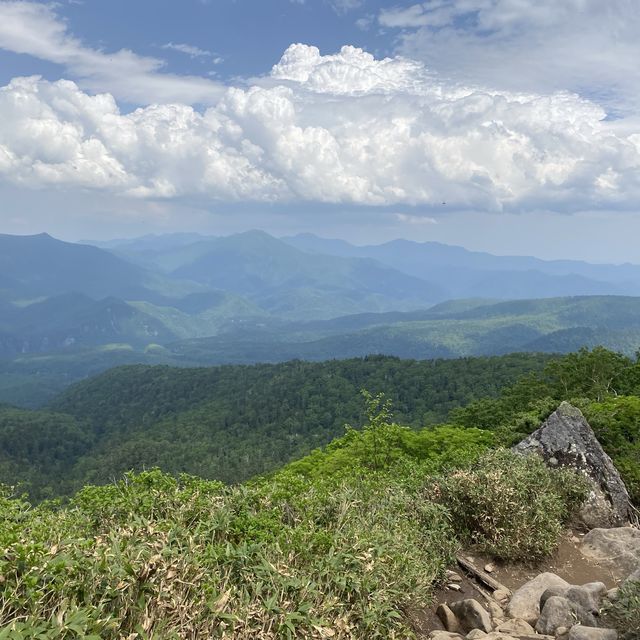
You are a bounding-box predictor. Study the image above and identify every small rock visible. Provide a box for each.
[493,588,510,604]
[484,563,495,573]
[466,631,487,639]
[535,596,598,635]
[507,572,570,624]
[449,599,493,633]
[605,587,619,602]
[495,618,536,634]
[437,603,462,633]
[487,600,504,621]
[447,570,464,582]
[557,628,570,638]
[567,628,618,640]
[429,632,465,640]
[448,583,462,591]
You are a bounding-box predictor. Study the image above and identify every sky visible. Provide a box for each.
[0,0,638,262]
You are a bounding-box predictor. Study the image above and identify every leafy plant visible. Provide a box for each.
[601,579,640,640]
[426,449,590,561]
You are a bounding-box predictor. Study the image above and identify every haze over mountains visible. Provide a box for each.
[2,229,640,406]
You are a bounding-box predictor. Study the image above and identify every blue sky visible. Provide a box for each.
[0,0,639,262]
[0,1,391,86]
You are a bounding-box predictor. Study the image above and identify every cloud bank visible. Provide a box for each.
[380,0,640,117]
[0,42,638,211]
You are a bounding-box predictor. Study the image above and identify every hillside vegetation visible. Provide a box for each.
[0,346,638,638]
[0,400,588,639]
[0,353,549,499]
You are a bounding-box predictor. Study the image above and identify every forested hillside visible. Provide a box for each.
[2,347,640,506]
[3,231,640,411]
[5,294,640,408]
[0,353,550,499]
[0,346,638,639]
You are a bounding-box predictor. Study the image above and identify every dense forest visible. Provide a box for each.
[0,353,550,499]
[1,347,640,505]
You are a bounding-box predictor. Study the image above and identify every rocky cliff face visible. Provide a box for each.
[514,402,635,529]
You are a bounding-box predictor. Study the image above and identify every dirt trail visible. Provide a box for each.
[413,529,628,636]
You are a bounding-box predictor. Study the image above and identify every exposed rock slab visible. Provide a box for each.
[513,402,634,528]
[581,527,640,576]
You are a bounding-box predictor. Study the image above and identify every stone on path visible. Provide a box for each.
[568,627,618,640]
[437,603,462,633]
[465,630,487,639]
[564,582,607,614]
[428,631,465,640]
[449,599,493,633]
[507,572,569,624]
[495,618,536,634]
[535,595,597,635]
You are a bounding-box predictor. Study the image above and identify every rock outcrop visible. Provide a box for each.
[513,402,634,528]
[581,527,640,576]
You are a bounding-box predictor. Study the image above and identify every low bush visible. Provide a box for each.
[601,579,640,640]
[0,468,458,639]
[426,449,590,561]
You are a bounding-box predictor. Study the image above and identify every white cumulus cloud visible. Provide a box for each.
[0,44,638,212]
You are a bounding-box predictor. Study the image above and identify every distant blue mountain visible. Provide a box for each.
[282,233,640,298]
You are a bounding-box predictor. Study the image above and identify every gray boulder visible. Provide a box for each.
[565,583,607,614]
[541,582,607,615]
[535,596,598,635]
[449,599,493,633]
[513,402,634,528]
[507,572,570,624]
[581,527,640,576]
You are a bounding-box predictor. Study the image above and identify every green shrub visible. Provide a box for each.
[601,580,640,640]
[583,395,640,504]
[0,468,458,639]
[426,449,589,561]
[279,390,494,485]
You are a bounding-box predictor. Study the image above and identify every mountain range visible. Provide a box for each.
[1,230,640,406]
